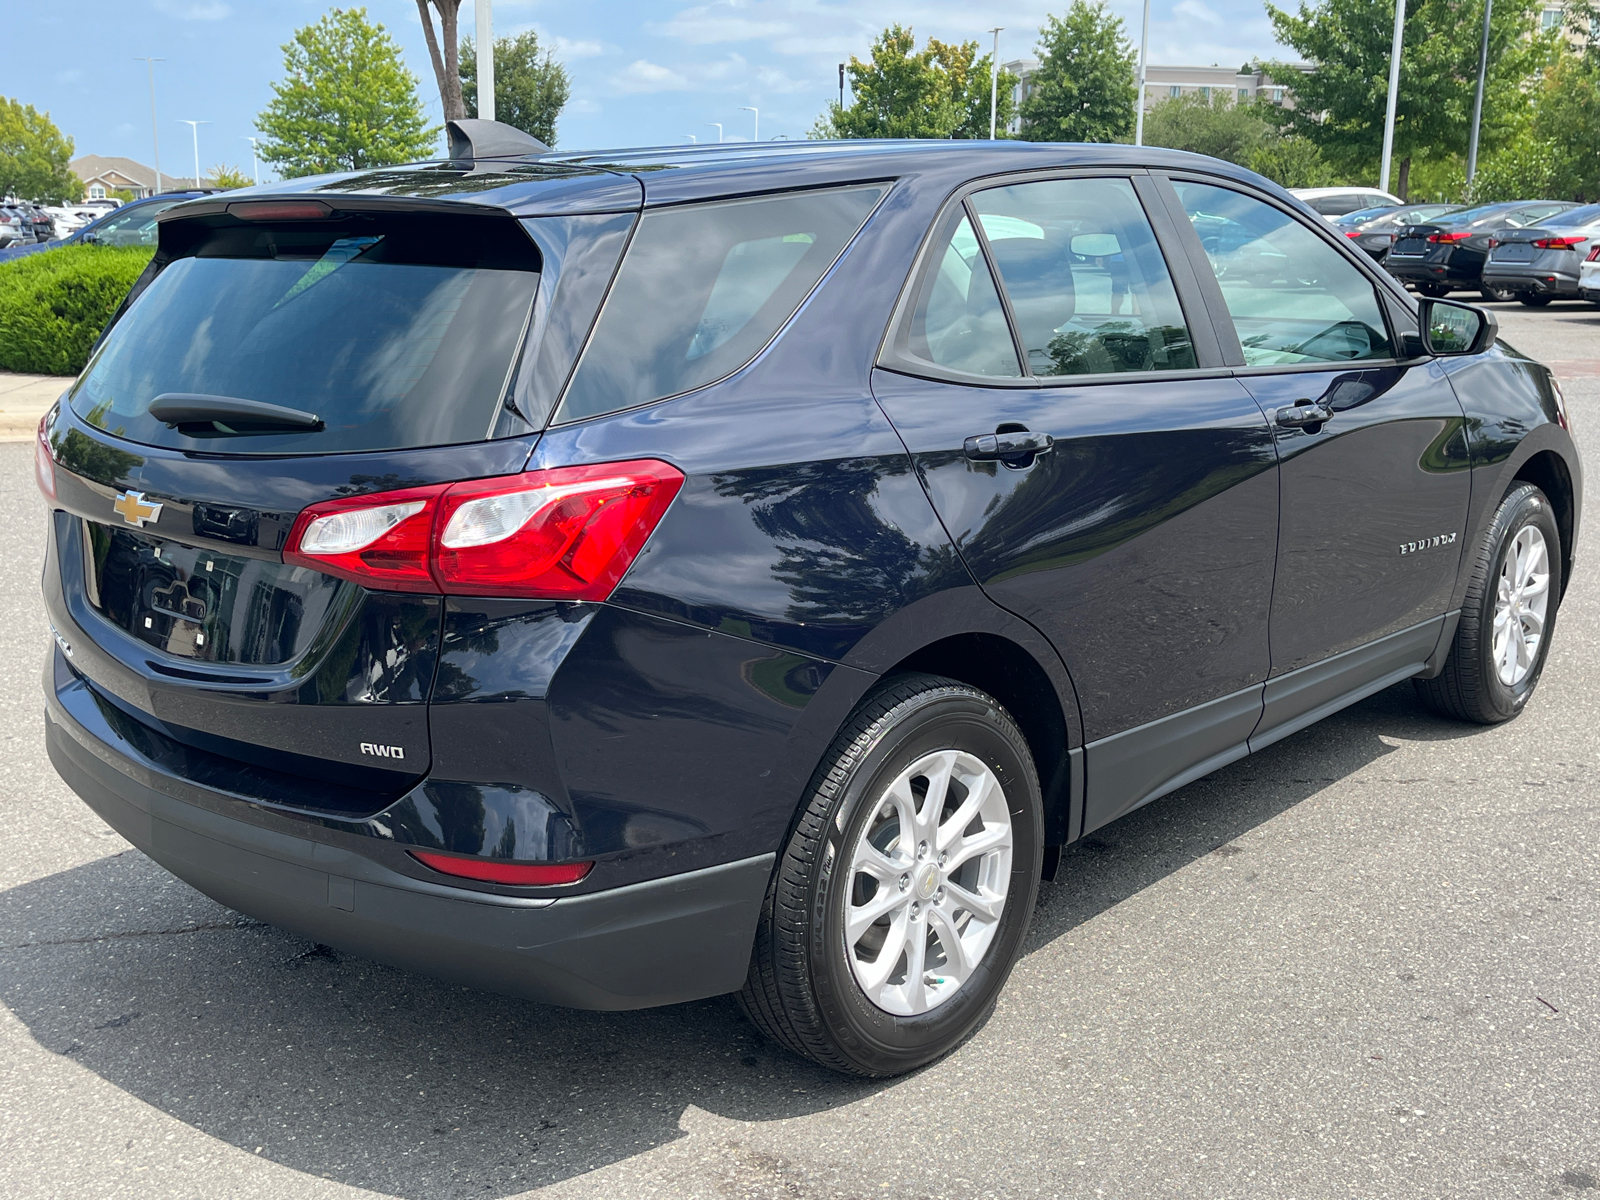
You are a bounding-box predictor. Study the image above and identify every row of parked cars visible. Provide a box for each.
[0,190,216,262]
[1289,188,1600,307]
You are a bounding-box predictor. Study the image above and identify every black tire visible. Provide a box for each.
[1418,283,1450,298]
[1519,295,1553,307]
[1415,484,1561,724]
[1481,284,1515,303]
[737,673,1043,1077]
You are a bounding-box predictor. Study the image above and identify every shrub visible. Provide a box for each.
[0,244,152,375]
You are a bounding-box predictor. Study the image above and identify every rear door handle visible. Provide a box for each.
[963,430,1055,460]
[1275,402,1332,429]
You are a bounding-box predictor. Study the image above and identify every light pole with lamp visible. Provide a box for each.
[739,106,758,140]
[1378,0,1406,196]
[476,0,495,122]
[988,27,1003,138]
[178,120,210,189]
[707,123,722,142]
[133,57,165,193]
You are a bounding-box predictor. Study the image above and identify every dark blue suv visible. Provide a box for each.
[39,123,1581,1076]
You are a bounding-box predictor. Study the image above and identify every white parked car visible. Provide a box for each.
[43,206,100,236]
[1580,250,1600,304]
[1289,186,1405,219]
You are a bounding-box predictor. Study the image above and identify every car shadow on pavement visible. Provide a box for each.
[0,680,1485,1198]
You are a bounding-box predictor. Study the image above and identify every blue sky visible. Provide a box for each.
[5,0,1286,179]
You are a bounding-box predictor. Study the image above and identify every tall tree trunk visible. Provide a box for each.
[1397,155,1411,202]
[415,0,466,121]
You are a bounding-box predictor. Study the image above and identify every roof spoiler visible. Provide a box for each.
[446,119,549,161]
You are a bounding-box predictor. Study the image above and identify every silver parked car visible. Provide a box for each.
[0,206,36,248]
[1483,203,1600,306]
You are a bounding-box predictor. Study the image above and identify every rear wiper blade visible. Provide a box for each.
[147,393,324,435]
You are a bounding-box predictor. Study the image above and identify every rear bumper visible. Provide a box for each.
[1482,265,1582,297]
[46,679,773,1011]
[1388,256,1478,286]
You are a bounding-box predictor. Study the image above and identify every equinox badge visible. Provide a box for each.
[112,490,163,528]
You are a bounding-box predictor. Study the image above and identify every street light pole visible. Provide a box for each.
[988,27,1003,139]
[133,57,165,194]
[178,120,210,189]
[244,136,260,185]
[1466,0,1493,184]
[1379,0,1406,195]
[739,106,759,140]
[1134,0,1151,146]
[707,123,722,142]
[476,0,495,122]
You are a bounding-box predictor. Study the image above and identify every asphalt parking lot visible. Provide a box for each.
[1,301,1597,1200]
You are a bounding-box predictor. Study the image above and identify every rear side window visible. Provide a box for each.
[555,185,885,423]
[897,209,1021,378]
[71,213,540,454]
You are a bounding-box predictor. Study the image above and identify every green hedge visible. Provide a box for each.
[0,245,154,376]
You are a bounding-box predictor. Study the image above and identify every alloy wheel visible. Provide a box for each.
[844,749,1013,1016]
[1493,525,1550,686]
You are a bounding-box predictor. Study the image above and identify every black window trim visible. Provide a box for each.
[547,178,897,427]
[1152,170,1425,378]
[876,166,1234,391]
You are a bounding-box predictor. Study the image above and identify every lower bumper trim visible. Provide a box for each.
[46,699,774,1011]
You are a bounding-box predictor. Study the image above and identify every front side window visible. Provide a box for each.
[556,185,885,422]
[1175,180,1392,367]
[969,177,1196,377]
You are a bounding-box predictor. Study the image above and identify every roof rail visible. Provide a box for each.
[446,119,549,161]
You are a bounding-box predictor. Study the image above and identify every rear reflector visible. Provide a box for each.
[34,414,54,501]
[283,459,684,600]
[409,851,593,886]
[227,200,334,221]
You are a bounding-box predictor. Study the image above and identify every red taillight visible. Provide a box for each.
[284,483,446,589]
[1531,235,1586,249]
[409,851,593,886]
[1587,245,1600,262]
[1427,231,1473,244]
[34,414,54,501]
[282,459,684,600]
[1345,230,1363,238]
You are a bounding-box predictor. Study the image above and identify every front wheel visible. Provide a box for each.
[1415,483,1561,723]
[738,673,1043,1076]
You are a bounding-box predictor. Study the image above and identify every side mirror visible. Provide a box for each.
[1417,297,1498,356]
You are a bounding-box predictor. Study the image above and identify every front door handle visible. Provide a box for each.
[963,430,1056,460]
[1275,402,1332,429]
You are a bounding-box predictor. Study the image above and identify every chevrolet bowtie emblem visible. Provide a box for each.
[112,490,163,528]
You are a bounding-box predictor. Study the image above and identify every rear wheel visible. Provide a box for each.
[1519,295,1553,307]
[1418,283,1450,298]
[738,673,1042,1077]
[1415,484,1560,724]
[1481,284,1516,303]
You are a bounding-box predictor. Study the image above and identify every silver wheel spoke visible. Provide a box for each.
[1492,524,1551,687]
[843,747,1013,1017]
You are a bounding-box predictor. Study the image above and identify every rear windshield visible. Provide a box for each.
[71,214,540,454]
[1548,203,1600,226]
[555,185,885,423]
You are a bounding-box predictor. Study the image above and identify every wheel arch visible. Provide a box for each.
[1512,448,1577,598]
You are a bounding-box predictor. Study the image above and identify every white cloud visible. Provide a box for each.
[612,60,692,93]
[152,0,232,19]
[1174,0,1225,25]
[551,35,607,58]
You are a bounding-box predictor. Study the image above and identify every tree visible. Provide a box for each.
[1248,136,1339,187]
[415,0,467,121]
[810,25,1018,139]
[1530,50,1600,199]
[460,31,570,145]
[256,8,438,178]
[0,98,82,203]
[1018,3,1138,143]
[1265,0,1554,198]
[1142,92,1273,163]
[209,163,253,190]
